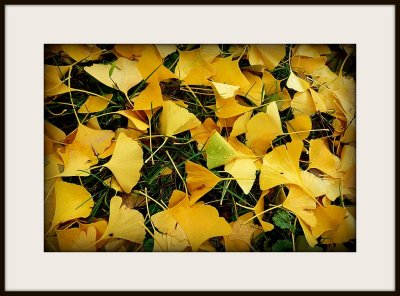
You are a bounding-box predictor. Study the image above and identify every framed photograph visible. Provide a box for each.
[5,4,395,291]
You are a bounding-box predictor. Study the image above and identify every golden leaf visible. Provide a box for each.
[246,102,283,155]
[101,196,145,243]
[78,94,112,114]
[286,114,312,141]
[170,202,232,251]
[225,158,257,195]
[158,100,201,136]
[52,181,94,228]
[73,123,114,155]
[259,140,303,191]
[223,212,262,252]
[116,109,149,131]
[287,71,310,92]
[283,185,317,227]
[44,65,72,97]
[61,44,102,62]
[211,57,250,91]
[103,133,143,193]
[185,161,221,204]
[308,139,340,177]
[57,226,97,252]
[248,45,286,71]
[151,210,190,252]
[84,57,142,97]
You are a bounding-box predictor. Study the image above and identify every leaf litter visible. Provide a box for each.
[44,44,356,252]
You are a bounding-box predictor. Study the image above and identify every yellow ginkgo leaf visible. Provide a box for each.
[339,145,356,173]
[73,123,114,155]
[248,45,286,71]
[98,141,116,159]
[52,181,94,228]
[312,65,338,86]
[103,133,143,193]
[327,75,356,124]
[61,44,102,62]
[227,137,261,168]
[259,140,303,190]
[133,80,164,111]
[283,185,317,228]
[330,211,356,244]
[158,100,201,136]
[151,210,190,252]
[44,65,73,97]
[44,121,66,142]
[309,88,327,112]
[115,128,143,140]
[137,45,176,83]
[114,44,146,59]
[246,102,283,155]
[185,161,222,204]
[286,114,312,141]
[57,226,97,252]
[287,71,310,92]
[210,81,240,99]
[101,196,145,243]
[298,217,318,247]
[215,97,255,119]
[262,71,281,96]
[115,109,149,131]
[253,195,274,232]
[225,158,257,195]
[44,163,58,234]
[190,118,219,149]
[291,91,316,115]
[217,116,241,129]
[205,131,239,169]
[155,44,177,58]
[308,139,340,177]
[79,220,108,241]
[275,88,292,111]
[211,57,250,91]
[230,111,252,138]
[300,171,340,201]
[313,205,356,245]
[104,176,123,193]
[223,212,262,252]
[170,202,232,251]
[86,117,102,130]
[57,143,98,177]
[78,94,112,113]
[292,56,327,74]
[242,71,263,106]
[341,118,356,144]
[292,44,322,58]
[200,44,220,63]
[168,190,188,208]
[84,57,142,97]
[292,44,331,58]
[311,205,347,239]
[175,49,214,85]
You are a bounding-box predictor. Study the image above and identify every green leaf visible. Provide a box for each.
[272,239,293,252]
[272,209,295,232]
[206,132,238,169]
